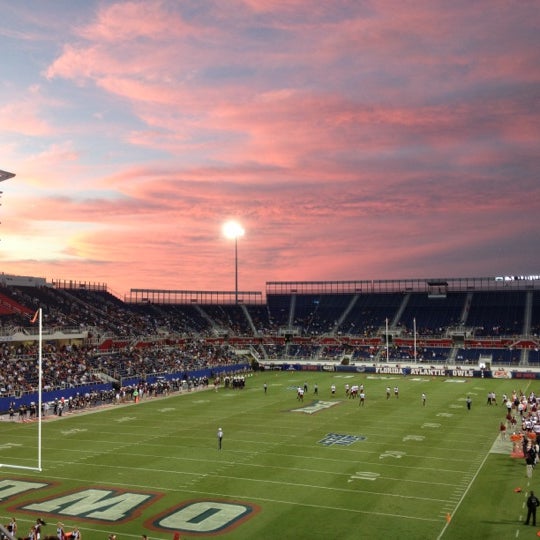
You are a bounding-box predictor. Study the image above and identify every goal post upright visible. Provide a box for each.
[37,307,43,471]
[0,307,43,472]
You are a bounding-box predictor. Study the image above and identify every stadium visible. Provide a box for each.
[1,269,540,539]
[3,155,540,540]
[1,272,540,407]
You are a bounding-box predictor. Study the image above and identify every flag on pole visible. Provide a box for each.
[31,309,39,324]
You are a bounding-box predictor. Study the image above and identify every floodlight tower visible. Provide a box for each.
[222,220,245,304]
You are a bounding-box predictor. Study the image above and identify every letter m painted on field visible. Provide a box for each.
[23,489,153,522]
[0,479,48,501]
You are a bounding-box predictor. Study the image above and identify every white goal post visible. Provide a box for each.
[0,308,43,472]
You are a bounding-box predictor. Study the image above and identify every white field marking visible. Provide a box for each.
[409,378,430,382]
[334,375,355,379]
[379,451,406,460]
[0,443,22,450]
[350,435,482,448]
[444,379,467,383]
[14,461,449,504]
[348,471,380,482]
[42,433,467,486]
[158,407,176,412]
[179,489,442,522]
[363,475,457,487]
[46,426,484,462]
[489,437,512,455]
[37,437,476,466]
[143,431,480,459]
[191,400,210,404]
[6,471,441,524]
[366,375,399,380]
[436,413,453,417]
[402,435,425,442]
[449,404,462,408]
[33,454,461,490]
[204,425,481,444]
[436,435,511,540]
[421,422,441,428]
[114,416,136,423]
[26,462,455,504]
[60,428,88,435]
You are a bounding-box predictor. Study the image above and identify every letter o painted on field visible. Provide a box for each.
[158,501,253,533]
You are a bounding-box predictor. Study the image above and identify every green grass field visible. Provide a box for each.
[0,371,536,540]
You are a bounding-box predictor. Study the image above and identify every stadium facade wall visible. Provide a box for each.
[265,362,540,380]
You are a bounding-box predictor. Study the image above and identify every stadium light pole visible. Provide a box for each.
[222,220,245,304]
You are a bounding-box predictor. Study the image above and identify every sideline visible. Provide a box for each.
[437,380,532,539]
[0,384,214,423]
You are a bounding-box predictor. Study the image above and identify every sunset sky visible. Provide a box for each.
[1,1,539,298]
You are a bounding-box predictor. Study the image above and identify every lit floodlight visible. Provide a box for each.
[222,220,245,303]
[222,220,245,240]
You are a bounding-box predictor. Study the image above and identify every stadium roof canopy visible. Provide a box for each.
[0,169,15,182]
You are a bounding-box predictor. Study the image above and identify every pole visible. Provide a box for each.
[413,317,417,363]
[234,236,238,304]
[385,318,389,363]
[37,308,43,471]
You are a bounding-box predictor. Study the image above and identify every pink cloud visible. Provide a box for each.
[0,87,52,136]
[77,1,193,42]
[2,0,539,295]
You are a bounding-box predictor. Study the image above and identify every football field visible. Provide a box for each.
[0,371,535,539]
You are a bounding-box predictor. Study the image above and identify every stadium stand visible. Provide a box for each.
[1,274,540,406]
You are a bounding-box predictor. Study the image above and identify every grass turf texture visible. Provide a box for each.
[0,372,535,539]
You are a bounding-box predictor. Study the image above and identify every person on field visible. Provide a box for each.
[422,393,426,406]
[217,427,223,450]
[1,517,16,539]
[23,524,36,540]
[525,442,536,479]
[499,421,507,440]
[6,517,17,537]
[525,491,540,525]
[466,396,472,410]
[34,518,46,540]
